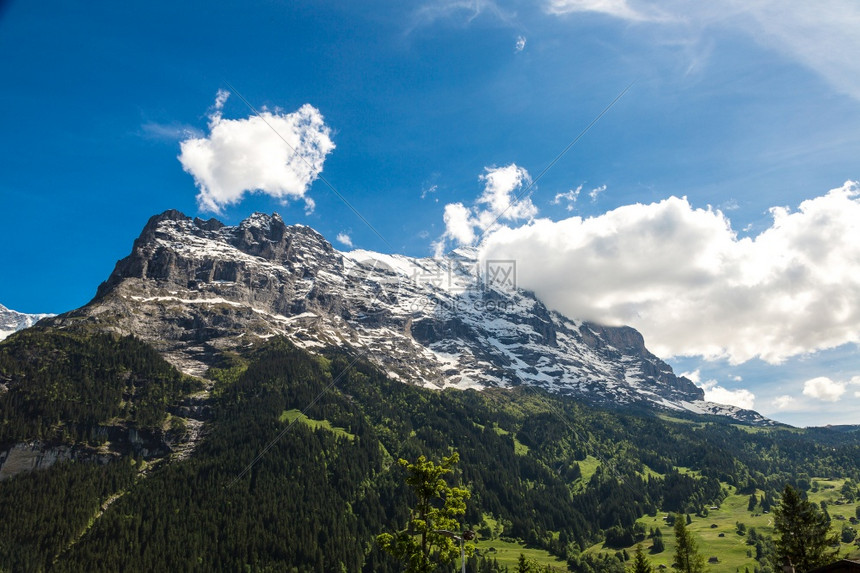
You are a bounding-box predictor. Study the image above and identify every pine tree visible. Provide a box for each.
[773,484,839,572]
[651,527,665,553]
[633,544,653,573]
[673,513,706,573]
[516,552,533,573]
[377,453,473,573]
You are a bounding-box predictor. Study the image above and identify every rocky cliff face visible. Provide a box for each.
[53,210,770,424]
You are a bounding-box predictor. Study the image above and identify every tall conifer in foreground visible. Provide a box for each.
[673,513,706,573]
[773,484,838,571]
[377,453,473,573]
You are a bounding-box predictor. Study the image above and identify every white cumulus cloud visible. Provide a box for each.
[802,376,847,402]
[480,181,860,364]
[435,164,536,255]
[179,90,335,214]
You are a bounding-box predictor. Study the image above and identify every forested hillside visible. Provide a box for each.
[1,332,859,571]
[0,328,201,443]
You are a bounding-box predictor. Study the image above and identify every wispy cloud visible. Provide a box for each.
[140,122,201,142]
[552,185,581,211]
[410,0,515,31]
[588,184,606,202]
[545,0,659,22]
[178,90,335,214]
[544,0,860,101]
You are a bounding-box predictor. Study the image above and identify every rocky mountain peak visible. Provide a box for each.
[58,210,769,424]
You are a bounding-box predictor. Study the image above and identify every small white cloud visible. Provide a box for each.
[421,184,438,200]
[730,375,743,382]
[303,197,316,216]
[700,380,755,410]
[440,202,476,248]
[515,35,526,52]
[682,369,755,410]
[588,184,607,202]
[705,386,756,410]
[336,232,353,248]
[802,376,847,402]
[772,395,796,410]
[679,369,701,383]
[179,91,335,214]
[553,185,581,211]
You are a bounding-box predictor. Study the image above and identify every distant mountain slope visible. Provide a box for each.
[51,210,770,424]
[0,303,53,341]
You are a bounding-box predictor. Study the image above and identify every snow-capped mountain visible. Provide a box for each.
[54,210,771,424]
[0,304,53,341]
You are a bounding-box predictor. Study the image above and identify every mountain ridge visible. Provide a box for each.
[50,209,771,425]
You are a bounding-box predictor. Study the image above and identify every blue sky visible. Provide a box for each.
[2,0,859,426]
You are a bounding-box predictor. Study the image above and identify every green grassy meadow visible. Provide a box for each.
[278,408,356,441]
[584,478,860,571]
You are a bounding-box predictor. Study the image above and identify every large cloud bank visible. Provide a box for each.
[179,90,335,213]
[479,181,860,364]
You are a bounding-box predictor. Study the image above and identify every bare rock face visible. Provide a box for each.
[50,210,771,424]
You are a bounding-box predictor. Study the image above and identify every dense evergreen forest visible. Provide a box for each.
[1,330,859,571]
[0,328,200,443]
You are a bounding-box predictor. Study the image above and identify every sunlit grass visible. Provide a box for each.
[278,409,356,441]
